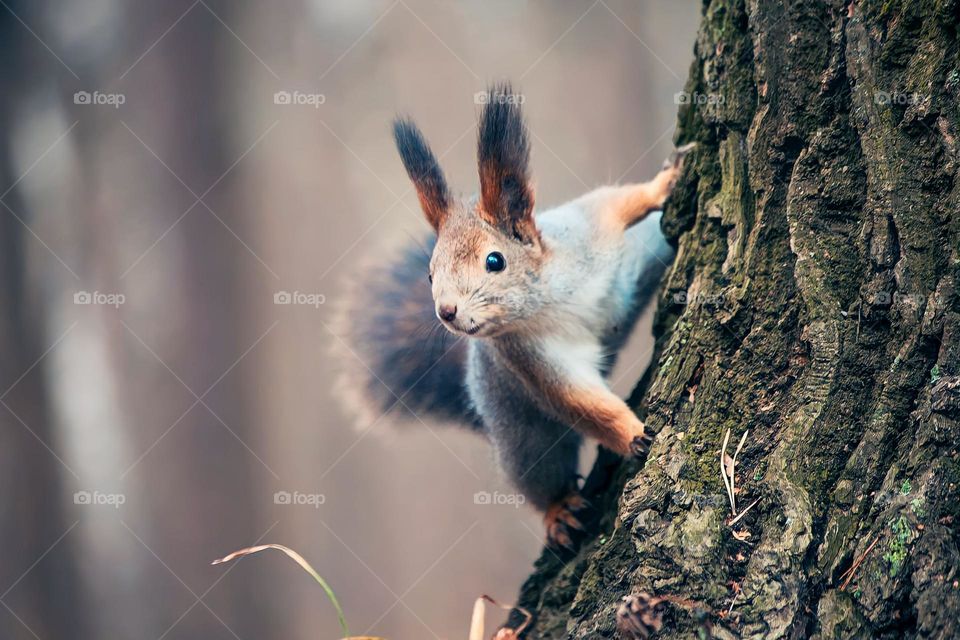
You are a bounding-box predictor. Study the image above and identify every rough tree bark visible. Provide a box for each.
[513,1,960,637]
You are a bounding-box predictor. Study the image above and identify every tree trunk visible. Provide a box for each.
[0,5,87,637]
[514,0,960,637]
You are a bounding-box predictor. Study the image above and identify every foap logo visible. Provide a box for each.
[672,290,725,306]
[74,490,126,509]
[674,91,724,106]
[274,490,325,508]
[871,291,927,307]
[74,90,126,109]
[74,290,125,308]
[274,290,325,308]
[274,90,326,108]
[474,90,525,106]
[473,491,526,508]
[875,91,923,106]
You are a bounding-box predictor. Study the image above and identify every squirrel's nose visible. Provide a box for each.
[438,304,457,322]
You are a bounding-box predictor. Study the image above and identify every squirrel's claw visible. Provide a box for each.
[616,593,665,639]
[629,433,654,458]
[650,142,696,210]
[544,492,588,550]
[664,141,697,169]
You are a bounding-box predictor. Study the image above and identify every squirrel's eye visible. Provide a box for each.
[485,251,506,273]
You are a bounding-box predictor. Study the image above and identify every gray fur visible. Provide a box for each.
[338,216,672,506]
[467,342,582,509]
[333,235,481,429]
[599,216,676,373]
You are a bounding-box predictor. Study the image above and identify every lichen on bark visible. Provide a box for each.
[512,1,960,637]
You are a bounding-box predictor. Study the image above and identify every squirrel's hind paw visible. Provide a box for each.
[543,492,589,550]
[629,432,654,458]
[616,593,665,639]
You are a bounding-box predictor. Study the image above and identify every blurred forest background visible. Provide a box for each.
[0,1,698,638]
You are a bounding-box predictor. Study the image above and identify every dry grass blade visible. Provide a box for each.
[720,429,750,516]
[470,595,532,640]
[720,429,736,515]
[469,597,485,640]
[728,497,761,527]
[730,429,748,514]
[727,591,739,616]
[732,430,748,472]
[212,543,350,637]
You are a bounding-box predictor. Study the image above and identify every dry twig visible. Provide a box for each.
[839,536,880,591]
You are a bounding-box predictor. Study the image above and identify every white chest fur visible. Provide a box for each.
[534,202,664,338]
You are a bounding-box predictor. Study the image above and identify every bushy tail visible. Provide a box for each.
[331,236,479,431]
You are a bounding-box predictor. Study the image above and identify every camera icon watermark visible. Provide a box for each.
[273,290,325,308]
[74,290,125,308]
[74,90,126,109]
[74,490,126,509]
[273,490,325,508]
[674,91,724,106]
[473,491,526,508]
[274,90,326,108]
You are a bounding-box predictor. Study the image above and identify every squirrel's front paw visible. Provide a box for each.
[543,491,588,550]
[665,141,696,170]
[652,141,696,206]
[629,432,653,458]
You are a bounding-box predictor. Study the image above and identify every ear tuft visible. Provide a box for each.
[393,118,451,231]
[477,83,538,245]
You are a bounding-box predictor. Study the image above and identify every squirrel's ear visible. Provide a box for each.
[477,83,538,246]
[393,118,452,232]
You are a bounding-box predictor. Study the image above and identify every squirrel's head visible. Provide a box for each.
[393,83,544,338]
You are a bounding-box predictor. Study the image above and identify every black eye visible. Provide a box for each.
[485,251,506,273]
[428,273,433,284]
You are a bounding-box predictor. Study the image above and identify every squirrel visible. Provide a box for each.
[334,83,693,548]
